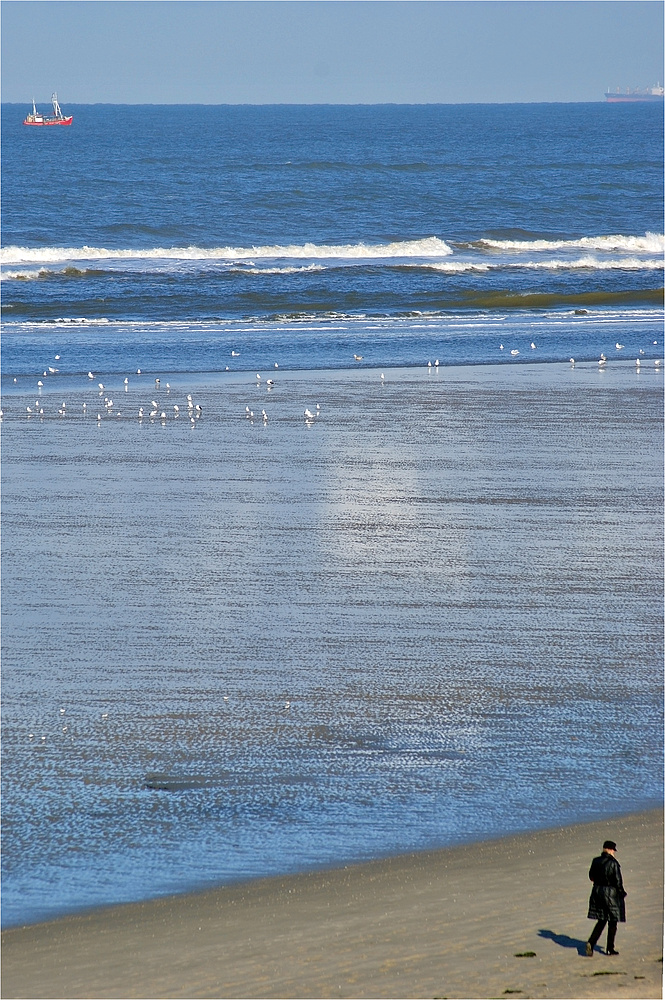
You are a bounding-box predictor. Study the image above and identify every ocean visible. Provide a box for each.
[1,102,663,927]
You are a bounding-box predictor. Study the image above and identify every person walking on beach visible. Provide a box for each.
[585,840,626,956]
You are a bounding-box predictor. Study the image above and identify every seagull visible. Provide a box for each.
[124,378,129,385]
[137,368,142,374]
[635,359,641,367]
[615,343,624,350]
[381,372,385,381]
[434,359,439,367]
[510,349,519,356]
[256,373,261,380]
[138,407,144,417]
[231,351,240,356]
[160,411,166,419]
[37,380,43,386]
[97,413,102,420]
[88,372,94,379]
[151,400,158,408]
[266,379,274,386]
[274,362,279,368]
[499,344,504,350]
[98,382,104,390]
[639,349,645,355]
[173,404,179,412]
[655,360,661,367]
[427,361,432,368]
[48,366,58,373]
[55,355,60,360]
[570,358,575,365]
[155,378,160,384]
[195,404,202,413]
[353,354,363,361]
[13,378,17,383]
[304,408,315,419]
[530,342,536,349]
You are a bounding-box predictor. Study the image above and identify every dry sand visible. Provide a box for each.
[2,809,661,1000]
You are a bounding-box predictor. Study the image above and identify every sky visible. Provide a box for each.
[1,0,663,104]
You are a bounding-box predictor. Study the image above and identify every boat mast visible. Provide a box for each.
[51,93,62,118]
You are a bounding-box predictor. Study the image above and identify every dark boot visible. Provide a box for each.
[606,920,619,955]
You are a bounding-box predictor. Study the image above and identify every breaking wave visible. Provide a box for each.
[469,232,665,254]
[0,237,454,266]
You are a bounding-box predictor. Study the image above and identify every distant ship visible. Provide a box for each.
[23,93,73,126]
[604,84,664,103]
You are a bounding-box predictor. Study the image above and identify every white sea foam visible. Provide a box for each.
[235,264,326,275]
[411,256,663,273]
[0,236,453,266]
[475,232,665,254]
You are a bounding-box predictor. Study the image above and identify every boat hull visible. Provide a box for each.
[23,116,73,126]
[604,93,663,103]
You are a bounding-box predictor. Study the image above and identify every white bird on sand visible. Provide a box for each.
[655,359,661,367]
[635,358,641,367]
[256,373,261,380]
[160,411,166,419]
[155,378,160,384]
[97,413,102,421]
[173,404,179,412]
[98,382,104,389]
[435,359,440,367]
[570,358,575,365]
[124,378,129,385]
[427,361,432,368]
[266,379,274,386]
[304,408,315,419]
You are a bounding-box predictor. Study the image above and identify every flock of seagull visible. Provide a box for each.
[1,342,661,424]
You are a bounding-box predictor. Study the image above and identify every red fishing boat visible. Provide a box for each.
[23,94,73,126]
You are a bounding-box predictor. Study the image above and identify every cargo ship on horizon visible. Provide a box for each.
[605,84,664,103]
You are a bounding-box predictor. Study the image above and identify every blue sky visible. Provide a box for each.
[1,1,663,104]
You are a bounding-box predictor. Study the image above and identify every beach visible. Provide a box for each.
[2,360,663,930]
[2,808,661,999]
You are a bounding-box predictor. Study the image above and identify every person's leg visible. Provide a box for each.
[606,919,618,954]
[586,919,607,955]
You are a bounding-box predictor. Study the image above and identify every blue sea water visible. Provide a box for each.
[1,103,663,927]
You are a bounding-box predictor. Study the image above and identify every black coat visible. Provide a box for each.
[587,852,626,922]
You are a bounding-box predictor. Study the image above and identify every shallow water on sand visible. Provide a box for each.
[1,361,663,926]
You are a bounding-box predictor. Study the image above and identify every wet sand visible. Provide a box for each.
[2,808,661,999]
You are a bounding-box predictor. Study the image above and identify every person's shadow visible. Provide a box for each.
[538,929,589,956]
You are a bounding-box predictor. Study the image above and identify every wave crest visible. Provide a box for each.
[0,236,453,266]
